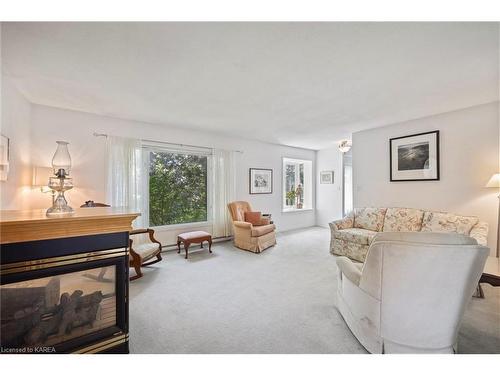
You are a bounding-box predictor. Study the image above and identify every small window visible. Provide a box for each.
[282,158,313,211]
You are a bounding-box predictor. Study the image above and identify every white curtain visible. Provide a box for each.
[105,136,145,229]
[212,149,236,238]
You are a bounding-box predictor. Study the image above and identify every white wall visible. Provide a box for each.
[0,77,32,210]
[353,102,499,255]
[315,147,343,227]
[29,104,316,245]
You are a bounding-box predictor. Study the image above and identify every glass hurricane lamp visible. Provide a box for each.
[46,141,74,216]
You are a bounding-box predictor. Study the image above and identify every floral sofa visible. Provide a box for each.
[329,207,489,262]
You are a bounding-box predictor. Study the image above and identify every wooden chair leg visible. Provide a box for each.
[184,242,190,259]
[177,240,181,254]
[130,261,143,281]
[208,239,212,253]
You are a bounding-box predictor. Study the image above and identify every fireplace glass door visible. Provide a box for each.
[1,264,120,351]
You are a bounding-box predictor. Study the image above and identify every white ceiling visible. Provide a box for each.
[2,22,499,150]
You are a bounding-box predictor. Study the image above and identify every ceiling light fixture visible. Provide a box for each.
[338,140,352,153]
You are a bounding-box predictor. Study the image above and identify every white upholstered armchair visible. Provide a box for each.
[336,232,489,354]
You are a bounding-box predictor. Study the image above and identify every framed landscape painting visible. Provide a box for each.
[249,168,273,194]
[390,130,439,181]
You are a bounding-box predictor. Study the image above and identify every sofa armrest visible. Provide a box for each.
[470,221,489,247]
[233,221,252,229]
[336,256,362,286]
[329,215,354,231]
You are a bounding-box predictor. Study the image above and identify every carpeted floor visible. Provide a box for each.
[128,227,500,354]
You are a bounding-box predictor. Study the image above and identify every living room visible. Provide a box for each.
[1,1,499,372]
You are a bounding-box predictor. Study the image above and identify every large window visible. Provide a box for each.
[282,158,313,211]
[147,149,209,227]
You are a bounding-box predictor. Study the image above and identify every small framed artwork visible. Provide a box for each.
[390,130,439,181]
[249,168,273,194]
[320,171,334,184]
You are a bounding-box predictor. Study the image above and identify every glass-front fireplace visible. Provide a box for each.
[1,234,129,354]
[2,266,119,350]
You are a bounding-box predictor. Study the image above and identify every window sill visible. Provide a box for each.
[151,221,211,232]
[282,208,314,213]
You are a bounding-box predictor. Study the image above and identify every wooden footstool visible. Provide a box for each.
[177,231,213,259]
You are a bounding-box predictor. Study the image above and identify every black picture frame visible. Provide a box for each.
[389,130,440,182]
[249,168,273,194]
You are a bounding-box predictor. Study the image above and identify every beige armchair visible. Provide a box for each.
[227,201,276,253]
[336,232,489,354]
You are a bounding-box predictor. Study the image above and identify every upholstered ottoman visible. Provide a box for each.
[177,231,213,259]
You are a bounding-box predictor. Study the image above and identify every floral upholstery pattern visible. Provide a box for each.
[469,221,489,246]
[354,208,387,232]
[330,207,488,263]
[331,238,369,262]
[421,211,478,235]
[333,228,377,246]
[330,212,354,230]
[382,207,425,232]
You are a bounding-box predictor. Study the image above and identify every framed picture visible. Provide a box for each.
[320,171,334,184]
[249,168,273,194]
[390,130,439,181]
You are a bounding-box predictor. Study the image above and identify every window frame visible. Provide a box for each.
[142,143,213,231]
[342,149,353,216]
[282,157,313,213]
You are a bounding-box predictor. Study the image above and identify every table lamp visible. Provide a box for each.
[486,173,500,257]
[46,141,74,216]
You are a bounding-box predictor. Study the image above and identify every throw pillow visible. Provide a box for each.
[354,207,387,232]
[421,211,478,235]
[244,211,262,225]
[382,207,425,232]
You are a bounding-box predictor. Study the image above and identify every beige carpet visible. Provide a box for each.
[128,227,500,354]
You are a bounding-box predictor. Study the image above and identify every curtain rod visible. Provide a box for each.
[93,132,243,153]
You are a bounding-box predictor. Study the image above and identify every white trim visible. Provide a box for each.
[151,221,211,232]
[282,208,314,213]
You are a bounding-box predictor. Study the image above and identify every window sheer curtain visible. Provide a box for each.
[212,149,237,238]
[105,136,145,229]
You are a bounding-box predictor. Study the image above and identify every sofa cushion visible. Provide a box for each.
[251,224,275,237]
[354,208,387,232]
[334,228,378,245]
[244,211,262,225]
[382,207,425,232]
[421,211,479,235]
